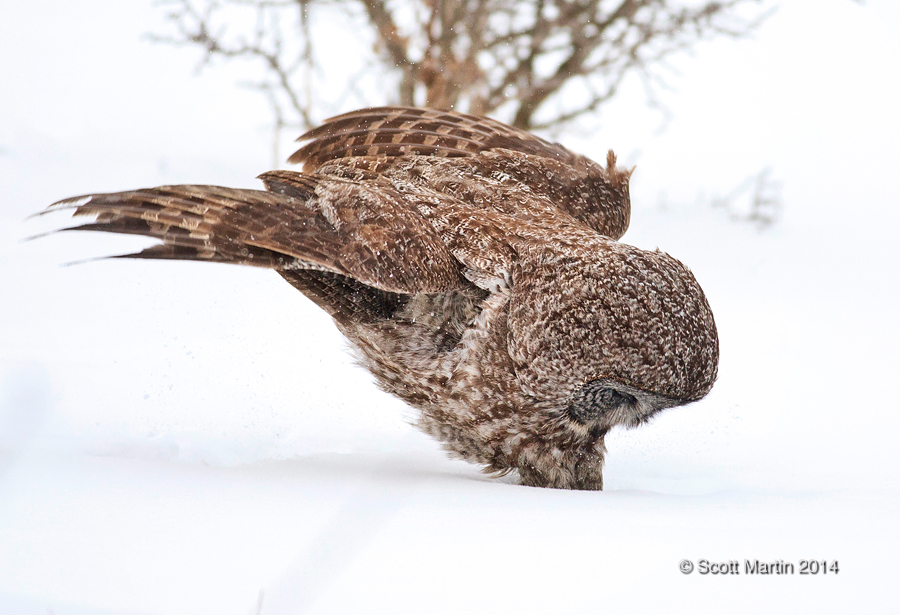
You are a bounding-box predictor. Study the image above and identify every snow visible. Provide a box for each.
[1,1,899,613]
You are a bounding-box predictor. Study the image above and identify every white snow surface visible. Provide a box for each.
[2,1,899,613]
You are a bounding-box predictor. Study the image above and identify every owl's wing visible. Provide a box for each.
[43,171,465,295]
[289,107,633,240]
[288,106,577,171]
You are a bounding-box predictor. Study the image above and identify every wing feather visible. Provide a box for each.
[289,106,576,170]
[47,175,466,295]
[288,107,632,240]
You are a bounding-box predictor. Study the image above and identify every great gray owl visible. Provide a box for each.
[43,106,719,490]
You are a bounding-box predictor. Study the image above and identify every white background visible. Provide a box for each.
[1,1,898,613]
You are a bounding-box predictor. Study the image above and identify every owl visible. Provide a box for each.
[44,107,719,490]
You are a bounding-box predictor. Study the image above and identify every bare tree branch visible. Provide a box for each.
[148,0,772,136]
[712,167,783,229]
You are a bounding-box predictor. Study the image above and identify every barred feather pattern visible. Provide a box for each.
[43,106,718,490]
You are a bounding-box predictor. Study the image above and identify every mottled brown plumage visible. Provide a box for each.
[44,106,718,490]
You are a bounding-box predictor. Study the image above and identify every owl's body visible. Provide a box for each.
[46,107,718,490]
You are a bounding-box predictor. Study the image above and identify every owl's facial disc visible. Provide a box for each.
[566,379,683,429]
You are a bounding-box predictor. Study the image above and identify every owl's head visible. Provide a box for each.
[507,236,719,428]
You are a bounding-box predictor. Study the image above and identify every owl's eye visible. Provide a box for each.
[567,380,636,424]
